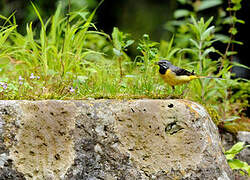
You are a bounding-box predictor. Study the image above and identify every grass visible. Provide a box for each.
[0,3,249,132]
[0,4,181,100]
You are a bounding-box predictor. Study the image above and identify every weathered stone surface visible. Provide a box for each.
[0,100,232,179]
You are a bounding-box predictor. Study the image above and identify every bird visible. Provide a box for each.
[156,59,222,90]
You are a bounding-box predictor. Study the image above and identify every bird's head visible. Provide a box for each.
[157,60,172,70]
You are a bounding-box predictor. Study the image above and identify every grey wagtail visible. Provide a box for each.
[157,60,222,89]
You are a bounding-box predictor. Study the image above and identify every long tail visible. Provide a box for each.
[198,76,225,80]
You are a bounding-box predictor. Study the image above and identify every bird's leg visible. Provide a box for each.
[171,86,175,95]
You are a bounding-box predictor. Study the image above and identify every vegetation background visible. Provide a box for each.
[0,0,249,175]
[0,0,250,69]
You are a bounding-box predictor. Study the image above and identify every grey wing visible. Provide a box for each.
[170,65,195,76]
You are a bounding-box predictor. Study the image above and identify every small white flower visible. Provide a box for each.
[19,76,24,81]
[30,73,35,79]
[2,83,7,90]
[69,87,75,93]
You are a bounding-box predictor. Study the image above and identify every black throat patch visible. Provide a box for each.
[159,66,167,75]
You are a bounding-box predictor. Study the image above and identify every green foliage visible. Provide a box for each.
[184,16,249,123]
[227,0,242,12]
[133,34,162,95]
[179,17,221,104]
[163,0,249,127]
[112,27,134,53]
[0,1,112,99]
[136,34,159,71]
[182,16,216,72]
[0,4,167,99]
[222,0,245,60]
[111,27,134,80]
[225,142,250,176]
[0,1,249,134]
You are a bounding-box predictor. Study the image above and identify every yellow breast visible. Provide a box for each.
[160,69,197,86]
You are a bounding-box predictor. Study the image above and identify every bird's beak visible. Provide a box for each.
[155,61,159,65]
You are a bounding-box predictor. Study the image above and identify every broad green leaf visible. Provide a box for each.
[228,159,248,170]
[167,48,180,59]
[229,27,238,35]
[225,142,245,159]
[204,16,214,30]
[215,34,230,43]
[236,19,245,24]
[148,42,160,48]
[197,0,223,11]
[189,38,199,49]
[199,17,204,27]
[232,62,250,70]
[201,47,215,59]
[191,16,199,29]
[177,0,187,4]
[174,9,190,19]
[223,17,234,25]
[112,27,122,50]
[226,7,234,11]
[189,24,200,39]
[231,40,243,45]
[124,40,134,49]
[203,39,219,48]
[226,51,238,56]
[113,48,122,56]
[232,0,242,3]
[179,48,198,55]
[232,3,242,11]
[201,26,215,41]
